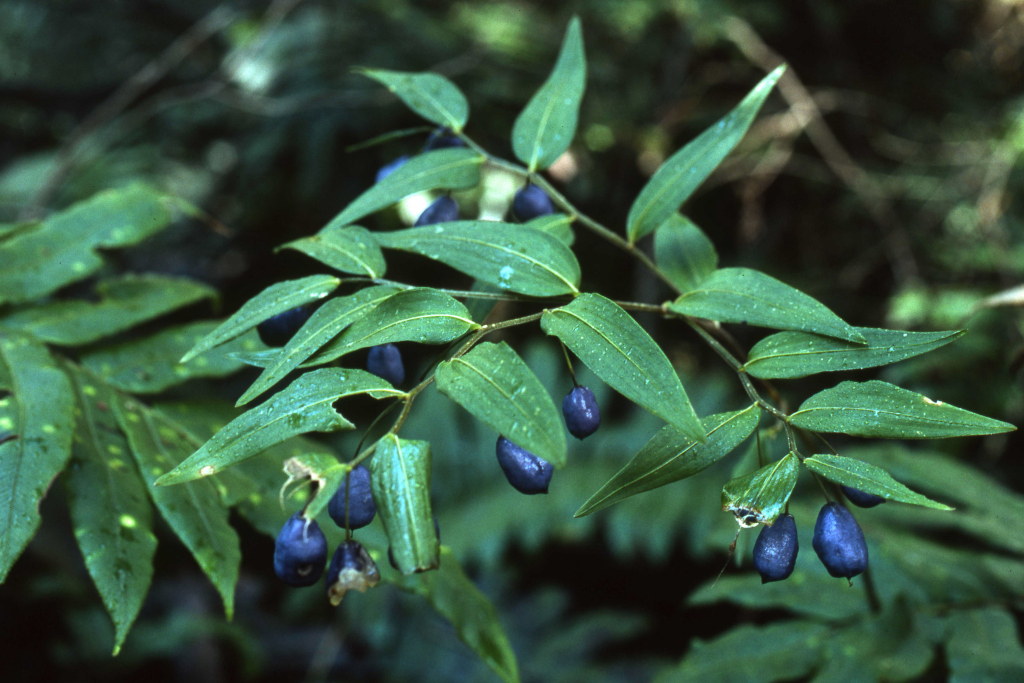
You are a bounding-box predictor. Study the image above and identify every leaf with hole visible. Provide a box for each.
[721,452,800,525]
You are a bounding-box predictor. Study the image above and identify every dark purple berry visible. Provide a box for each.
[752,513,799,584]
[812,502,869,580]
[375,155,410,183]
[423,128,465,151]
[327,465,377,530]
[273,512,327,587]
[257,305,313,347]
[512,185,554,221]
[841,485,886,508]
[366,343,405,387]
[562,385,601,439]
[326,539,380,606]
[414,196,459,226]
[496,436,553,494]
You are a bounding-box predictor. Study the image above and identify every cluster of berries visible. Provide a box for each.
[752,485,884,584]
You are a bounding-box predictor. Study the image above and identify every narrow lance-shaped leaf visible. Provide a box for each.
[328,148,484,228]
[280,226,386,278]
[81,322,261,395]
[511,16,586,172]
[393,547,520,683]
[721,452,800,526]
[627,66,784,244]
[357,68,470,131]
[668,268,866,343]
[804,454,952,510]
[112,392,241,618]
[435,342,566,467]
[540,293,706,443]
[377,222,581,297]
[0,275,217,346]
[235,285,402,403]
[0,332,75,582]
[371,435,438,574]
[0,183,177,305]
[278,288,478,375]
[743,327,965,379]
[155,369,404,486]
[181,275,340,362]
[61,363,156,655]
[577,405,759,517]
[789,380,1016,439]
[653,214,718,292]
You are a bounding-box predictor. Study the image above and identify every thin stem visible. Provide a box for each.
[559,340,579,387]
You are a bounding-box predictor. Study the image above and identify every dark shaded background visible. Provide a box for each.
[2,0,1023,681]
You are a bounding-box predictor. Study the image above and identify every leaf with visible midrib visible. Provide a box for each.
[577,405,758,516]
[668,268,866,343]
[357,69,470,131]
[280,225,386,278]
[789,380,1016,439]
[435,342,566,467]
[0,333,75,583]
[744,327,965,379]
[721,452,800,525]
[540,293,705,443]
[804,454,952,510]
[371,435,438,574]
[377,222,581,297]
[511,17,586,172]
[155,369,403,485]
[653,214,717,292]
[627,66,784,244]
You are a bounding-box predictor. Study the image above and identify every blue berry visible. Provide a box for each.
[327,465,377,530]
[414,196,459,226]
[496,436,553,494]
[257,305,312,347]
[841,485,886,508]
[562,385,601,439]
[273,512,327,587]
[326,539,380,606]
[375,155,410,183]
[366,343,405,387]
[423,128,465,151]
[812,502,869,580]
[752,513,798,584]
[512,185,554,221]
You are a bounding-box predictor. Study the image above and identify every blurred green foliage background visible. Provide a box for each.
[2,0,1024,681]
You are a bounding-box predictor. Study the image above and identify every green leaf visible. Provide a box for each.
[945,608,1024,682]
[377,221,581,297]
[235,285,403,404]
[0,274,216,346]
[81,322,260,394]
[155,369,403,486]
[278,451,348,523]
[654,621,826,683]
[435,341,566,467]
[181,275,341,363]
[511,16,586,172]
[627,66,784,244]
[112,393,241,618]
[328,148,484,228]
[804,454,952,510]
[370,434,438,574]
[0,183,177,305]
[744,328,965,379]
[0,333,75,582]
[789,380,1016,439]
[669,268,865,343]
[524,213,575,246]
[576,405,758,516]
[357,68,470,131]
[540,293,705,442]
[689,570,868,622]
[721,452,800,525]
[280,225,386,278]
[275,288,477,377]
[62,364,156,655]
[395,547,520,683]
[653,214,718,292]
